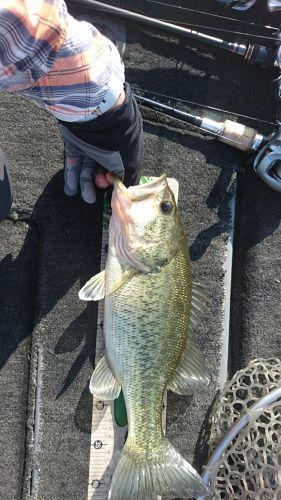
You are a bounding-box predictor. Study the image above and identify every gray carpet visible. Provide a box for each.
[0,1,280,498]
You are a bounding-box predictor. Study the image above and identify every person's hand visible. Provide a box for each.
[80,169,113,203]
[95,172,113,189]
[79,164,97,204]
[64,157,113,204]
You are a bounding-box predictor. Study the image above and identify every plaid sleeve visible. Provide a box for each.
[0,0,68,90]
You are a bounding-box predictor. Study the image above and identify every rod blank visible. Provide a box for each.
[68,0,247,56]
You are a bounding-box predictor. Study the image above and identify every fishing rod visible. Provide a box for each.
[135,94,281,192]
[67,0,280,67]
[145,0,279,32]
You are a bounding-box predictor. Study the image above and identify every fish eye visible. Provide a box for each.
[160,200,173,214]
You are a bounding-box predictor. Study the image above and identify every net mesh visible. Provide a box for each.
[208,358,281,499]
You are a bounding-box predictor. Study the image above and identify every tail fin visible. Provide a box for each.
[108,438,211,500]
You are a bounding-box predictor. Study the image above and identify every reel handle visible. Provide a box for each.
[253,127,281,192]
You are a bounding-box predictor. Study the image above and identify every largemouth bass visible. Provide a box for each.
[79,175,211,499]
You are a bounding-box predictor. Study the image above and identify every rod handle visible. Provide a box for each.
[218,120,262,151]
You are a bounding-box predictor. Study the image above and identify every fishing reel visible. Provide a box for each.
[271,34,281,98]
[253,126,281,191]
[217,0,281,10]
[216,0,257,10]
[268,0,281,11]
[272,73,281,100]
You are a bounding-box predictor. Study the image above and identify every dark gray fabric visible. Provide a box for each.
[59,82,143,186]
[60,125,125,179]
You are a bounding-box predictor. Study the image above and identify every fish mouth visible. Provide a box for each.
[111,174,170,236]
[112,174,168,202]
[112,175,129,197]
[129,174,168,201]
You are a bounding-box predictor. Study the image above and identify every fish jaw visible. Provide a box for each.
[110,176,151,272]
[111,175,133,227]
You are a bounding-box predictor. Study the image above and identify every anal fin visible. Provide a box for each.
[167,341,210,395]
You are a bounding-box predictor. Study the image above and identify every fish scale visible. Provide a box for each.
[106,250,190,454]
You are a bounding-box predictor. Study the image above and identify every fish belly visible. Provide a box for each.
[104,249,191,450]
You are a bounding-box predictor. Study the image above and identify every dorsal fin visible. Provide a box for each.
[189,283,207,332]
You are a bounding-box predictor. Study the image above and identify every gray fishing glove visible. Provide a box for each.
[64,156,97,204]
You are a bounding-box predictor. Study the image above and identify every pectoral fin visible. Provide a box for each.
[79,270,106,301]
[79,268,137,301]
[167,341,210,395]
[90,354,121,400]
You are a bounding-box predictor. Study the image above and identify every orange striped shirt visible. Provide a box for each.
[0,0,125,121]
